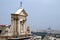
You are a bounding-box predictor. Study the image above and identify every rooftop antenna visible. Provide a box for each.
[20,1,22,8]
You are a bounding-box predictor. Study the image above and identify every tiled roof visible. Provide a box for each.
[0,25,6,27]
[0,25,11,27]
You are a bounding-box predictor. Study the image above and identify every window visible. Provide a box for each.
[0,30,2,34]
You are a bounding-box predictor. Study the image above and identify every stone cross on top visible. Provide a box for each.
[20,1,22,8]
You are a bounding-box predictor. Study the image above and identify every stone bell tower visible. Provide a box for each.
[8,2,31,39]
[0,2,31,40]
[14,7,28,35]
[10,7,31,38]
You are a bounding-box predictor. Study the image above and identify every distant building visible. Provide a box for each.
[32,31,60,40]
[33,36,42,40]
[0,25,11,34]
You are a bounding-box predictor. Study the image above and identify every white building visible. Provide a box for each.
[32,35,42,40]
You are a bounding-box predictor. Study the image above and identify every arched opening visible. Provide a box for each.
[0,30,2,34]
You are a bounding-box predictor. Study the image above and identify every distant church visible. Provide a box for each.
[0,2,31,40]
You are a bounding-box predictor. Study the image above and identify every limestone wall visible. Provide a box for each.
[0,37,7,40]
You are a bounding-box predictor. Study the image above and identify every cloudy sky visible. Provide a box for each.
[0,0,60,31]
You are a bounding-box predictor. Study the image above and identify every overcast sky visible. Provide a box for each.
[0,0,60,31]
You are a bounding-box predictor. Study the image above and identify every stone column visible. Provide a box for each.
[23,20,26,34]
[11,14,19,37]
